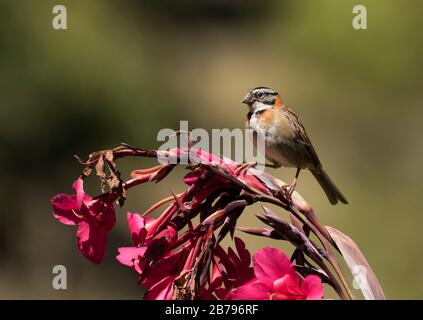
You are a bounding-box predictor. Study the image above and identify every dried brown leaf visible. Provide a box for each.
[95,155,107,192]
[326,226,386,300]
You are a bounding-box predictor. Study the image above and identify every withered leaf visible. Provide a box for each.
[95,155,107,192]
[173,271,197,300]
[326,226,386,300]
[104,150,121,191]
[83,166,93,177]
[94,150,126,206]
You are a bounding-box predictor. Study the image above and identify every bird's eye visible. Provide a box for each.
[256,92,265,99]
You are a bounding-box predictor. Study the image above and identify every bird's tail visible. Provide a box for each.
[311,169,348,205]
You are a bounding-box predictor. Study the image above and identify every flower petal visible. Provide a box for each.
[51,194,79,225]
[302,275,324,300]
[209,262,223,292]
[253,247,297,288]
[234,237,251,268]
[87,196,116,230]
[214,287,229,300]
[116,246,146,272]
[72,178,87,209]
[273,274,302,298]
[143,276,174,300]
[199,288,217,300]
[76,221,107,264]
[225,281,269,300]
[127,212,154,245]
[141,248,189,289]
[183,171,200,185]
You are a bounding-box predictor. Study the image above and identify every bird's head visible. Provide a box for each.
[242,87,283,113]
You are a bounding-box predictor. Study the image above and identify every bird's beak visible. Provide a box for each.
[241,93,253,104]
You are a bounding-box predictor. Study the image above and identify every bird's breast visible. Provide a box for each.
[248,108,295,142]
[248,108,303,167]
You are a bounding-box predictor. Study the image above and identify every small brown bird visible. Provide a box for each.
[242,87,347,205]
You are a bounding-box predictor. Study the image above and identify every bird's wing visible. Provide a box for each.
[285,107,322,169]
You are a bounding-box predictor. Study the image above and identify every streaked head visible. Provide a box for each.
[241,87,283,112]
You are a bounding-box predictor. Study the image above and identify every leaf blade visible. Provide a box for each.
[326,226,386,300]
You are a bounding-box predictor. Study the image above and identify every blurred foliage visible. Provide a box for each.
[0,0,422,299]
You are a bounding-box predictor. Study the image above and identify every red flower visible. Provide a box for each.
[117,211,178,268]
[226,247,323,300]
[200,238,255,299]
[117,211,184,299]
[51,178,116,264]
[126,211,155,245]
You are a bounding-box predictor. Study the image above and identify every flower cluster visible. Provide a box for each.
[51,144,383,300]
[52,178,116,264]
[226,247,323,300]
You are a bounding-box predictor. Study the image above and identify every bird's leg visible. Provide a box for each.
[280,168,301,201]
[288,168,301,195]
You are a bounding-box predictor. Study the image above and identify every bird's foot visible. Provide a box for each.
[279,185,293,203]
[278,180,297,204]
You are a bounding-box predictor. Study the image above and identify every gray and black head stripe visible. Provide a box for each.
[251,87,278,104]
[252,87,278,95]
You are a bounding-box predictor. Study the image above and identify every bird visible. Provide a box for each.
[242,86,347,205]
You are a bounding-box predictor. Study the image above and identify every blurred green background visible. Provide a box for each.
[1,0,422,299]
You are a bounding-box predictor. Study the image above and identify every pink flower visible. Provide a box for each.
[203,238,255,299]
[216,238,255,288]
[226,247,323,300]
[51,178,116,264]
[116,212,155,274]
[143,275,175,300]
[143,247,191,300]
[117,212,178,268]
[126,211,155,245]
[117,211,183,299]
[119,246,190,300]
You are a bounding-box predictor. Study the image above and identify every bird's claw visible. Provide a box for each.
[278,182,296,204]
